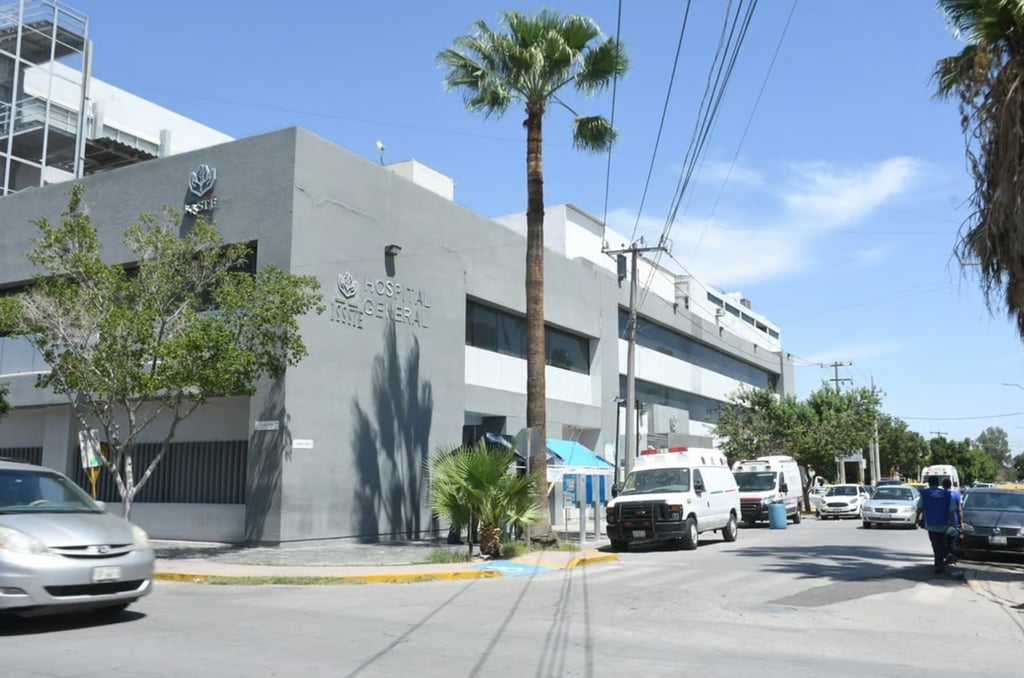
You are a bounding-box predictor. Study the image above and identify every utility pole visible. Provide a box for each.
[820,361,852,393]
[870,376,883,484]
[604,238,666,481]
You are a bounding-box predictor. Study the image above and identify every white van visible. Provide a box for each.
[920,464,960,489]
[605,447,740,552]
[732,456,805,525]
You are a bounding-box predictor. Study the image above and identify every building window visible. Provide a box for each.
[741,313,755,326]
[546,327,589,374]
[618,309,777,389]
[620,376,727,424]
[707,293,724,308]
[466,300,590,374]
[768,329,780,339]
[725,304,740,317]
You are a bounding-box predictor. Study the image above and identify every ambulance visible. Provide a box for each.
[731,455,806,525]
[920,464,960,489]
[604,447,740,552]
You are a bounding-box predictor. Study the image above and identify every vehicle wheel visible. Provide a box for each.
[609,539,627,553]
[792,509,802,524]
[862,521,872,529]
[680,516,699,550]
[722,513,738,542]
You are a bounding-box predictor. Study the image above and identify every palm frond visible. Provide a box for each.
[575,37,628,96]
[571,115,618,152]
[937,0,1024,339]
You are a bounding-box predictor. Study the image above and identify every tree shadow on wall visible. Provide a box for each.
[351,321,434,542]
[246,378,291,545]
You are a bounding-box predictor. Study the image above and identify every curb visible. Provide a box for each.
[566,552,618,569]
[154,551,619,585]
[154,569,502,585]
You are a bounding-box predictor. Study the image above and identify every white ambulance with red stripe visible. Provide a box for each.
[605,447,741,552]
[731,455,805,525]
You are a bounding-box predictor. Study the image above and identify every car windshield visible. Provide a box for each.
[733,471,778,492]
[826,486,858,497]
[620,468,690,495]
[871,487,915,501]
[964,492,1024,512]
[0,469,102,514]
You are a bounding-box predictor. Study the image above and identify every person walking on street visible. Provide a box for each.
[941,477,964,564]
[915,476,957,574]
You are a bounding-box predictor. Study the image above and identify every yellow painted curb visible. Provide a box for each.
[154,569,502,585]
[566,552,618,569]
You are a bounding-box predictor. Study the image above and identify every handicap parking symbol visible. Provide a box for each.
[469,560,555,577]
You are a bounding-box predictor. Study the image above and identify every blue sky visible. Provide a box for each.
[69,0,1024,451]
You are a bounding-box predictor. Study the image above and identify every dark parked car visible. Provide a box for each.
[957,487,1024,560]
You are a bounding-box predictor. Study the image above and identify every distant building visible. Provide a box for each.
[1,0,230,197]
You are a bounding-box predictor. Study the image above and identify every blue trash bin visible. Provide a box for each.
[767,502,787,529]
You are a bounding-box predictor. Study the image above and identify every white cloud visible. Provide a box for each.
[780,157,919,228]
[610,156,922,288]
[851,245,890,266]
[692,159,764,188]
[801,341,906,364]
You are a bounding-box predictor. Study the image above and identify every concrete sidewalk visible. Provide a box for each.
[963,561,1024,617]
[152,540,617,585]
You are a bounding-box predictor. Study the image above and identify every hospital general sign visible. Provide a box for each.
[330,272,431,330]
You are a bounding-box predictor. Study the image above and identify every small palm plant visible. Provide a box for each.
[427,440,540,557]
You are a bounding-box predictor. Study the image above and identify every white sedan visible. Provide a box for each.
[861,485,919,529]
[817,484,871,519]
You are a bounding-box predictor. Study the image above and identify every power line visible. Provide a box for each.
[628,0,693,243]
[900,412,1024,421]
[600,0,625,236]
[638,0,759,311]
[686,0,798,268]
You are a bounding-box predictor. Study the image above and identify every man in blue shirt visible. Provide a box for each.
[915,476,957,574]
[941,478,964,564]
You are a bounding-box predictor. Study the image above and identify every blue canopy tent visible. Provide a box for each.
[545,439,614,482]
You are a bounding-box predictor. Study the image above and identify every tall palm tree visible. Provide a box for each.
[935,0,1024,337]
[439,11,628,536]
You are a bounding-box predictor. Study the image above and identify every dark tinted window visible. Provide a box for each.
[466,300,590,374]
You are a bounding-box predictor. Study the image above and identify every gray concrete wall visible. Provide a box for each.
[276,130,616,543]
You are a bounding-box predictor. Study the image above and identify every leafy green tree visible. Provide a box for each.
[976,426,1010,466]
[934,0,1024,337]
[799,384,881,479]
[427,440,540,557]
[925,435,998,485]
[961,447,1000,485]
[927,436,970,466]
[876,414,928,480]
[1013,452,1024,481]
[712,387,804,465]
[439,11,627,537]
[0,185,323,517]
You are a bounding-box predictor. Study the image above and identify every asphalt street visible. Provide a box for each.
[4,518,1023,678]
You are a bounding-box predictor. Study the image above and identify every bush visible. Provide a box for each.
[422,548,474,564]
[500,541,528,558]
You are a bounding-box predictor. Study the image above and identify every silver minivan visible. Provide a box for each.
[0,460,154,617]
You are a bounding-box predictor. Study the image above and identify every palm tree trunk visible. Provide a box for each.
[525,104,553,539]
[480,521,503,558]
